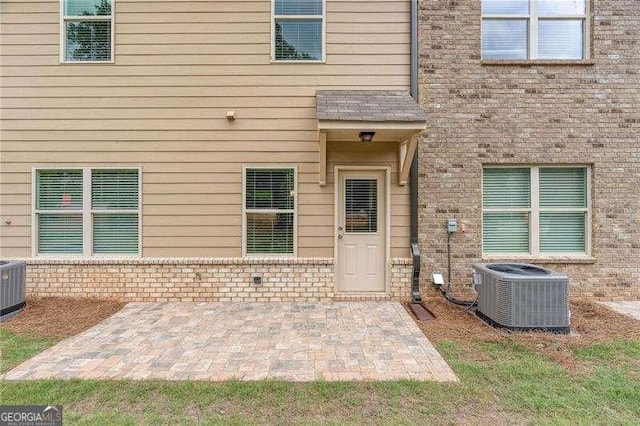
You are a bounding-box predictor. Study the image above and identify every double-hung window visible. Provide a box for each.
[482,0,588,60]
[34,168,140,256]
[244,167,296,256]
[272,0,324,61]
[61,0,113,62]
[482,166,590,256]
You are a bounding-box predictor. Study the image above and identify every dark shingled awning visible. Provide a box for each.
[316,90,427,122]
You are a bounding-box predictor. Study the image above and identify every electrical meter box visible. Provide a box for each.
[446,219,458,233]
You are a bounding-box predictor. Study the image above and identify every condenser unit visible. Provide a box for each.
[472,263,570,334]
[1,260,26,321]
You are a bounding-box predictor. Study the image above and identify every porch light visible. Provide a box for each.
[359,131,375,143]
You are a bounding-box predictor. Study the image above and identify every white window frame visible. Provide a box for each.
[481,0,590,60]
[271,0,326,63]
[482,165,591,257]
[60,0,115,63]
[32,166,142,257]
[242,165,297,257]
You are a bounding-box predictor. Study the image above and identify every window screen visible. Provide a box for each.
[245,168,295,254]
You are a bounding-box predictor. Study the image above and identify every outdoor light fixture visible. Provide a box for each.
[359,131,376,143]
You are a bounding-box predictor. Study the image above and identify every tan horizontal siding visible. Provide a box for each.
[0,0,411,258]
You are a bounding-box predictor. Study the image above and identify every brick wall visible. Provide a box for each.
[24,258,414,302]
[418,0,640,300]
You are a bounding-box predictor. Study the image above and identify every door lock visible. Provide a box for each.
[338,234,344,239]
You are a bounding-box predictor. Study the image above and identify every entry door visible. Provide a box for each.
[337,170,386,292]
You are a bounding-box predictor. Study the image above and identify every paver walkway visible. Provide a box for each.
[4,302,457,382]
[600,301,640,321]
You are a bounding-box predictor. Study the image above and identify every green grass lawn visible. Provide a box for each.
[2,332,639,424]
[0,329,57,373]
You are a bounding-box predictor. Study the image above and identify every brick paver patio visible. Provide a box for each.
[600,301,640,321]
[3,302,457,382]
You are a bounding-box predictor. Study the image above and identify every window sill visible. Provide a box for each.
[481,59,595,66]
[482,256,596,265]
[270,59,326,64]
[60,60,115,65]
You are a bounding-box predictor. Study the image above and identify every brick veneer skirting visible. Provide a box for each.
[22,258,414,302]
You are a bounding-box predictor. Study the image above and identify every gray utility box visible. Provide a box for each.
[1,260,27,321]
[472,263,570,334]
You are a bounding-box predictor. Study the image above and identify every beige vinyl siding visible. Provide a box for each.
[0,0,411,258]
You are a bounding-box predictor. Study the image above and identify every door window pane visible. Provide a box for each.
[345,179,378,233]
[482,20,528,59]
[538,20,584,59]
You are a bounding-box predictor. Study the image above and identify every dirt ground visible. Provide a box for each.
[410,296,640,369]
[1,297,124,339]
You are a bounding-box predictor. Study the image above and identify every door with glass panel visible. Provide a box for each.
[337,170,386,292]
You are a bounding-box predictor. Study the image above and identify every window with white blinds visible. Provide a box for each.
[481,0,588,60]
[273,0,324,61]
[34,168,140,256]
[36,170,84,254]
[345,179,378,234]
[244,168,296,255]
[62,0,113,62]
[91,170,139,254]
[482,166,589,256]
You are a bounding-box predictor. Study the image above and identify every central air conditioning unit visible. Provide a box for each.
[472,263,570,334]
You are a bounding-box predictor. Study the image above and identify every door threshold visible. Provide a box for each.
[333,293,391,302]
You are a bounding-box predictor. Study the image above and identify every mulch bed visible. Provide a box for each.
[1,297,125,339]
[409,296,640,369]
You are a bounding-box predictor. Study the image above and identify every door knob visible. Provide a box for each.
[338,226,343,231]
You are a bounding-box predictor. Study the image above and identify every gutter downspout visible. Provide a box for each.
[410,0,421,303]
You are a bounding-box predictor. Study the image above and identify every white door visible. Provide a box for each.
[337,170,386,292]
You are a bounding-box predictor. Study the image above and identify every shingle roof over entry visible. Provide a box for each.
[316,90,428,122]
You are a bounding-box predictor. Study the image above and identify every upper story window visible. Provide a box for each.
[482,166,590,257]
[61,0,113,62]
[481,0,588,60]
[272,0,325,62]
[34,168,140,256]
